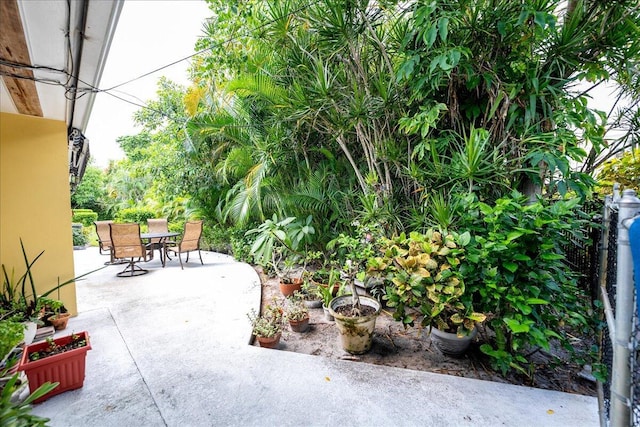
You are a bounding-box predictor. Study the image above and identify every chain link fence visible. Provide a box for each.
[596,192,640,427]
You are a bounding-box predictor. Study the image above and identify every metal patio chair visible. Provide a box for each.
[109,223,154,277]
[166,220,204,269]
[147,218,170,255]
[94,220,114,263]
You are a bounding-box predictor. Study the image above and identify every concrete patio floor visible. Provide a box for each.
[30,247,599,426]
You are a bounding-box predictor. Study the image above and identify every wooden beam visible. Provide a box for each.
[0,0,43,116]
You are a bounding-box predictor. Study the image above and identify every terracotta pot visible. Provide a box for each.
[430,326,477,357]
[256,333,281,349]
[47,313,71,330]
[279,278,303,297]
[19,331,91,403]
[289,316,310,333]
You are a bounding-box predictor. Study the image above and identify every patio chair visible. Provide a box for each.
[147,218,169,253]
[109,223,154,277]
[94,220,114,263]
[147,218,169,243]
[166,220,204,269]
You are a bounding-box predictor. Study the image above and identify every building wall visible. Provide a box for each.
[0,112,78,315]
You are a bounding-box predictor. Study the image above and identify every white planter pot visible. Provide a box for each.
[322,304,334,322]
[329,295,380,354]
[22,321,37,345]
[430,326,477,356]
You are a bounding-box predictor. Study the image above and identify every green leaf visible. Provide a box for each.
[504,318,530,334]
[438,17,449,42]
[458,231,471,246]
[526,298,549,305]
[534,12,547,29]
[506,231,523,242]
[424,25,438,47]
[502,262,518,273]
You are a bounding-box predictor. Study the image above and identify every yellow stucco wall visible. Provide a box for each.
[0,112,78,315]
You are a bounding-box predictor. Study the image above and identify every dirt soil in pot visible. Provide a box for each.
[253,269,597,397]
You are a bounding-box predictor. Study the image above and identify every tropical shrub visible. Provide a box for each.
[71,209,98,227]
[115,207,156,224]
[596,148,640,194]
[456,192,594,375]
[246,215,316,278]
[71,226,88,247]
[367,229,485,336]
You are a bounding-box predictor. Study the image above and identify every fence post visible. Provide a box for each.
[611,189,640,427]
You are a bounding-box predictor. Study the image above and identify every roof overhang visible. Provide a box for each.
[0,0,122,133]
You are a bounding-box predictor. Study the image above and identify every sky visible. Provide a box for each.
[86,0,211,168]
[85,1,628,169]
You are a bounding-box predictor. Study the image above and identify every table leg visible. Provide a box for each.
[160,240,166,267]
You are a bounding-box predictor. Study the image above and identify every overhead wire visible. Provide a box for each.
[100,0,324,93]
[1,0,417,132]
[0,0,327,129]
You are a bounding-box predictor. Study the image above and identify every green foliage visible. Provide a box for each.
[247,299,285,338]
[1,240,104,323]
[115,207,156,224]
[71,226,88,247]
[0,321,24,359]
[398,0,637,200]
[596,148,640,194]
[228,227,255,263]
[71,210,98,227]
[246,215,316,279]
[0,372,57,427]
[285,294,309,322]
[368,229,484,335]
[456,192,594,375]
[71,165,108,219]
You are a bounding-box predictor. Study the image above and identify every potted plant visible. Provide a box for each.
[326,231,383,354]
[41,298,70,331]
[247,300,285,349]
[316,269,345,322]
[1,240,104,330]
[18,331,91,403]
[0,320,26,374]
[367,229,486,356]
[285,294,310,333]
[246,215,316,296]
[0,319,28,403]
[299,279,322,309]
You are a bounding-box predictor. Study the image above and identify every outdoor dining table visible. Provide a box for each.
[140,231,179,267]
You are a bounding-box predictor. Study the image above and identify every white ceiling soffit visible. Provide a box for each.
[1,0,122,133]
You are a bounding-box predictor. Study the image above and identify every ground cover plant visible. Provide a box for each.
[69,0,638,385]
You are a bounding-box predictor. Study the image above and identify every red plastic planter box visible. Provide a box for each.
[18,331,92,403]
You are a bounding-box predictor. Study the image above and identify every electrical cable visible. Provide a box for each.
[100,0,323,93]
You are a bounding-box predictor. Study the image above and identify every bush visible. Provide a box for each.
[72,226,88,247]
[72,209,98,227]
[456,192,595,375]
[115,207,155,224]
[200,223,255,262]
[0,321,24,359]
